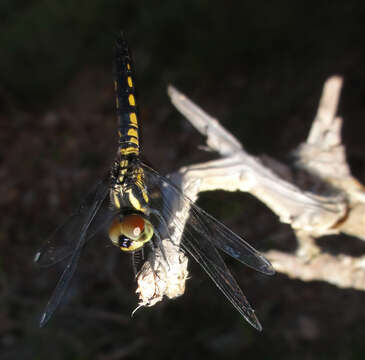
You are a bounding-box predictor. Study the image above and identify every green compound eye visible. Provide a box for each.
[108,214,154,252]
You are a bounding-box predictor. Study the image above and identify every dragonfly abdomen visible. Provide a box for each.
[115,33,140,157]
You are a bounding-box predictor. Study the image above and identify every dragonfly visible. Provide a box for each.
[35,33,274,331]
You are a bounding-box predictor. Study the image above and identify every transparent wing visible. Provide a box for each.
[142,164,274,330]
[37,178,112,327]
[180,226,262,330]
[142,164,274,274]
[34,178,114,267]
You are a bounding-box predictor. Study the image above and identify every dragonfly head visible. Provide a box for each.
[108,213,154,252]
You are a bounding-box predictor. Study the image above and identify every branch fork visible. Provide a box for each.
[136,75,365,307]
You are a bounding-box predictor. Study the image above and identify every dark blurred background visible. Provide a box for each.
[1,1,365,359]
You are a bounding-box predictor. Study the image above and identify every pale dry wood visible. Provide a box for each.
[135,238,189,307]
[168,85,348,239]
[267,250,365,290]
[136,76,365,307]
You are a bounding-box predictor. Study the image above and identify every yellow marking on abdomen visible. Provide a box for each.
[128,128,138,138]
[114,80,118,91]
[127,63,131,70]
[127,76,133,87]
[128,94,135,106]
[120,147,138,156]
[129,137,139,145]
[116,97,119,109]
[130,113,138,126]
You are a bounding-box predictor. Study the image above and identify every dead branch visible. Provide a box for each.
[136,75,365,308]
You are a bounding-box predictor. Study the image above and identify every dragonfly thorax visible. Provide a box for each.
[108,213,154,252]
[110,156,149,213]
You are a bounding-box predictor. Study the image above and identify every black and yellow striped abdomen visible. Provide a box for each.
[115,33,140,157]
[112,33,149,213]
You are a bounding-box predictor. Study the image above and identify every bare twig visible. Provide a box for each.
[267,250,365,290]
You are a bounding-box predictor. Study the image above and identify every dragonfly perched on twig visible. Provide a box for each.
[35,32,274,331]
